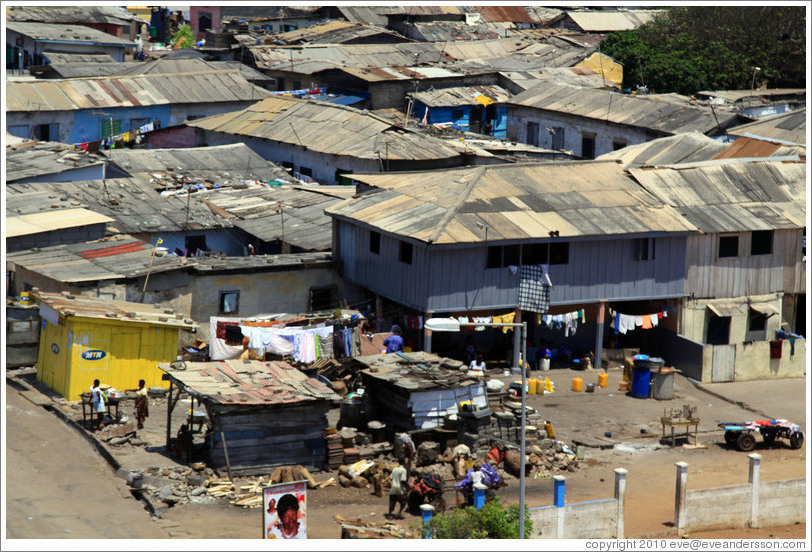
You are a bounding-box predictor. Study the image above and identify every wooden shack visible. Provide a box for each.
[33,291,195,400]
[159,359,341,475]
[355,352,489,431]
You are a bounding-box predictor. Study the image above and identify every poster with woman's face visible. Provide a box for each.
[263,481,307,539]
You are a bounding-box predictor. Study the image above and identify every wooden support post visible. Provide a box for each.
[220,430,234,482]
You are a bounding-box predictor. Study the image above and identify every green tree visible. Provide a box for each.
[172,24,195,49]
[414,498,533,539]
[601,7,806,94]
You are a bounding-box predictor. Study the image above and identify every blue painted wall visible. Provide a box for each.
[414,102,507,139]
[69,105,173,144]
[147,229,250,257]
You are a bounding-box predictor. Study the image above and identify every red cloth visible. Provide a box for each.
[216,321,239,339]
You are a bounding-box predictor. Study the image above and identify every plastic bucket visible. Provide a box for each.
[597,372,609,388]
[648,357,665,373]
[540,358,551,371]
[633,354,651,370]
[652,367,675,400]
[630,366,651,398]
[572,377,583,392]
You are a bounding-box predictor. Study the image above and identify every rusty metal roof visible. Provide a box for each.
[6,71,271,112]
[33,290,195,329]
[274,20,411,45]
[186,95,465,162]
[158,359,340,407]
[499,69,608,92]
[713,136,805,160]
[508,83,740,136]
[562,10,664,32]
[477,6,534,23]
[326,161,698,245]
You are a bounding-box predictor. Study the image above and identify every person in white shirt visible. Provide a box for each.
[468,354,486,375]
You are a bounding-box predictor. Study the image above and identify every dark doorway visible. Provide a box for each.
[185,235,208,255]
[707,315,731,345]
[469,105,483,133]
[198,11,212,33]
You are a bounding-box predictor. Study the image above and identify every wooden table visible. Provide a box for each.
[661,416,700,447]
[81,393,120,427]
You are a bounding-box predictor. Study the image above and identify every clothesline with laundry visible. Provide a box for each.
[73,118,161,152]
[610,309,668,335]
[456,312,517,333]
[540,309,586,337]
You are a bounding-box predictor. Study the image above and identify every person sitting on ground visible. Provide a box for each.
[387,460,408,519]
[468,353,486,375]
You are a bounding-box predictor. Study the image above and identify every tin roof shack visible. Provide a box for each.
[725,108,806,146]
[506,83,742,157]
[6,140,108,183]
[158,360,340,475]
[355,352,488,432]
[6,208,114,254]
[409,84,510,137]
[33,291,196,401]
[186,96,475,185]
[5,71,271,145]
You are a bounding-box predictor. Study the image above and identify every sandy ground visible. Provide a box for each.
[4,365,808,542]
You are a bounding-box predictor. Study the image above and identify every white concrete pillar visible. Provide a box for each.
[554,475,566,538]
[748,453,761,528]
[614,468,628,539]
[675,461,689,534]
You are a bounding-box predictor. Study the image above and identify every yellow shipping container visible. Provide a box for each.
[34,292,196,401]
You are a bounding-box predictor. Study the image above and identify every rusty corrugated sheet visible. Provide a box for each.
[713,137,781,159]
[478,6,534,23]
[159,359,340,406]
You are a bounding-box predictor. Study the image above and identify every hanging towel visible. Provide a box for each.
[649,313,658,328]
[634,316,644,327]
[501,312,515,333]
[614,312,621,334]
[641,315,652,330]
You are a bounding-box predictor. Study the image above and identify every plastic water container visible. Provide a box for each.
[630,364,651,399]
[597,372,609,388]
[572,377,583,392]
[528,378,538,395]
[540,358,551,371]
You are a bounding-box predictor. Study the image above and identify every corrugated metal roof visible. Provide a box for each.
[410,84,510,107]
[355,352,475,391]
[198,184,354,251]
[274,20,410,45]
[7,235,186,283]
[725,109,806,146]
[409,21,508,43]
[41,52,117,64]
[712,136,805,160]
[6,21,135,46]
[33,290,195,329]
[499,69,608,91]
[564,10,662,32]
[106,144,290,185]
[696,89,806,104]
[6,177,233,234]
[508,83,740,135]
[335,6,389,27]
[596,132,727,169]
[628,160,806,232]
[477,6,534,23]
[159,359,339,407]
[326,161,698,245]
[7,5,141,25]
[6,140,107,182]
[186,95,464,162]
[113,59,272,82]
[6,208,114,238]
[6,71,271,112]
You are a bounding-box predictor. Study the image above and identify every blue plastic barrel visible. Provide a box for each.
[630,364,651,398]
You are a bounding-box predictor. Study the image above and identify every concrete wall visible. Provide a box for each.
[659,331,704,381]
[676,455,806,535]
[684,484,752,531]
[759,479,806,527]
[506,105,658,157]
[730,339,806,381]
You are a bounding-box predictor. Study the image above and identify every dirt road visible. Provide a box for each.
[4,382,167,539]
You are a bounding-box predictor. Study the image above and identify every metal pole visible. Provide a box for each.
[165,380,174,449]
[519,321,527,538]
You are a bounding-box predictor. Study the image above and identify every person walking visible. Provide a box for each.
[89,379,107,430]
[126,379,149,429]
[387,461,407,519]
